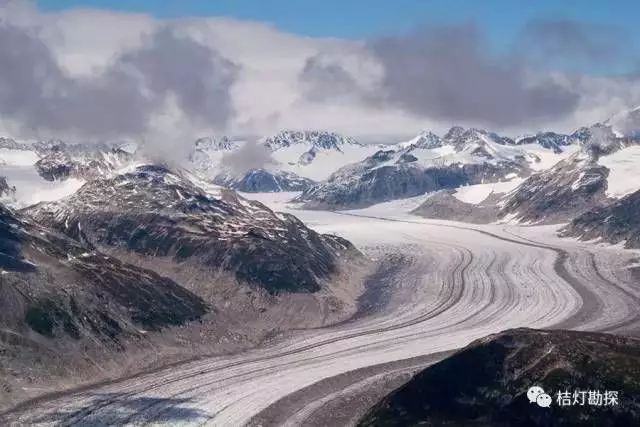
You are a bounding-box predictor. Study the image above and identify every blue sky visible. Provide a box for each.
[35,0,640,41]
[35,0,640,75]
[34,0,640,76]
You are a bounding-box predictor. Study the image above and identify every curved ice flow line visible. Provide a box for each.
[4,215,639,427]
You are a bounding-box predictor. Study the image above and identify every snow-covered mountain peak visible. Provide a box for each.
[261,130,360,152]
[443,126,466,142]
[401,131,442,149]
[515,132,580,153]
[0,137,142,209]
[24,162,360,295]
[441,127,515,151]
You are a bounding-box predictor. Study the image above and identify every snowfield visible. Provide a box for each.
[270,143,383,181]
[516,143,581,171]
[453,178,525,205]
[189,133,385,182]
[0,163,85,208]
[598,145,640,198]
[6,200,640,426]
[0,148,40,167]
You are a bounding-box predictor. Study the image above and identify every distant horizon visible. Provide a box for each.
[0,110,621,147]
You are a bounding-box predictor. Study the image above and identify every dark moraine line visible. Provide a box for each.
[6,243,472,426]
[7,215,630,426]
[336,212,606,331]
[245,351,455,427]
[105,245,473,426]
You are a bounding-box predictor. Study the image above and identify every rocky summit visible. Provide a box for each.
[296,127,536,209]
[25,164,359,294]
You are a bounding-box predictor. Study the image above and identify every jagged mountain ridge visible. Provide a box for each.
[213,168,315,192]
[261,130,361,151]
[1,124,586,203]
[410,107,640,225]
[497,151,610,224]
[295,127,543,209]
[359,328,640,427]
[494,114,640,224]
[188,130,380,191]
[0,137,140,209]
[515,131,585,153]
[25,164,359,293]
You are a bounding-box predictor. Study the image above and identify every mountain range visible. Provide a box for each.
[2,106,640,234]
[411,110,640,242]
[0,158,365,409]
[2,105,640,416]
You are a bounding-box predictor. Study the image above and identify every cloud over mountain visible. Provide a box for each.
[0,7,238,141]
[0,2,639,141]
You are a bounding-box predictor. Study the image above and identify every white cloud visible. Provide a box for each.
[0,2,639,141]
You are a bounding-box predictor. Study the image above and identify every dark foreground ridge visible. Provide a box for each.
[359,328,640,427]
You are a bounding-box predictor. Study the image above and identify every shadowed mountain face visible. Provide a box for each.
[0,176,16,198]
[24,165,359,294]
[296,163,473,210]
[497,153,610,224]
[213,168,315,192]
[561,189,640,249]
[295,128,536,210]
[1,201,210,410]
[296,156,526,210]
[359,329,640,427]
[0,202,207,341]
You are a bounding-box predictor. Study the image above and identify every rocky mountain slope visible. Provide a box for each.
[0,201,208,406]
[514,130,586,153]
[0,176,15,198]
[212,168,315,192]
[412,111,640,225]
[410,189,501,224]
[296,128,542,209]
[293,109,638,213]
[1,163,367,410]
[498,151,610,224]
[493,116,640,224]
[24,164,359,294]
[359,328,640,427]
[561,189,640,249]
[34,143,133,182]
[0,203,206,335]
[0,138,135,181]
